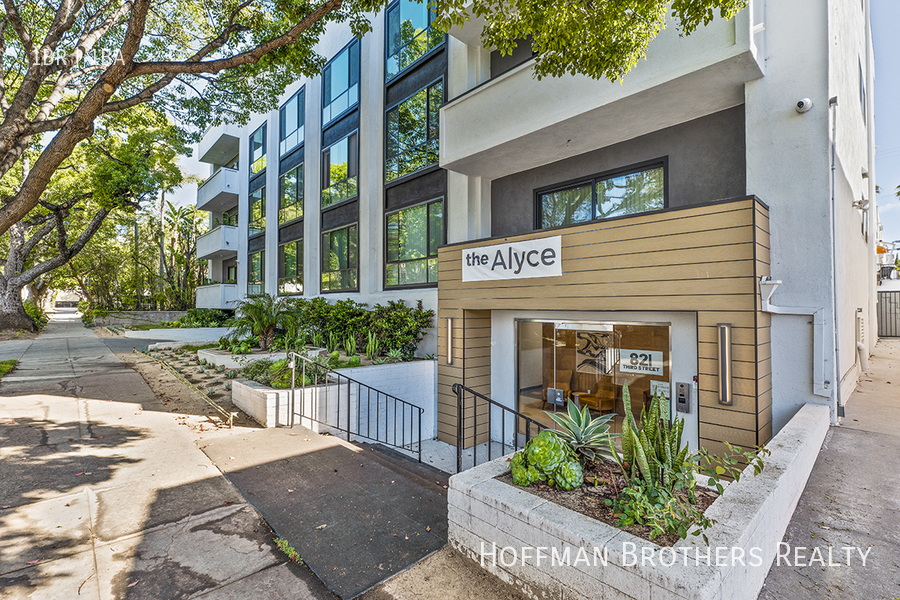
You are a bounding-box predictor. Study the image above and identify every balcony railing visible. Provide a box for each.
[196,283,239,310]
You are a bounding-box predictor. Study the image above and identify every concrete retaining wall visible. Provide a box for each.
[92,311,188,326]
[336,360,436,439]
[448,403,831,600]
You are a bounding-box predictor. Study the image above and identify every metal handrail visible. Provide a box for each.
[289,352,424,462]
[452,382,546,473]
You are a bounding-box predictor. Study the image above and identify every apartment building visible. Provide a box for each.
[196,0,876,455]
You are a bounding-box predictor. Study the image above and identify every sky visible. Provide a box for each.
[872,0,900,243]
[166,2,900,240]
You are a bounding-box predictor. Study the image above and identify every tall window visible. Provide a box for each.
[250,124,267,175]
[322,41,359,126]
[279,240,303,295]
[248,251,265,295]
[222,207,238,227]
[386,0,443,81]
[386,198,442,287]
[280,89,305,156]
[279,166,303,225]
[322,224,358,291]
[322,132,358,208]
[538,163,665,229]
[386,81,442,182]
[249,187,266,236]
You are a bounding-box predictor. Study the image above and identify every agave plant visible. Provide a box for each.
[546,401,617,463]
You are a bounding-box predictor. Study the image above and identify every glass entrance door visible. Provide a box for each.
[516,319,671,434]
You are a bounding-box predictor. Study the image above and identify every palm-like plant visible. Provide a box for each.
[230,293,289,351]
[546,401,617,463]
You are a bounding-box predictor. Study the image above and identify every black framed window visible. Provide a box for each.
[248,250,265,295]
[221,207,238,227]
[321,224,358,292]
[385,80,442,183]
[278,240,303,295]
[250,124,267,175]
[280,89,305,156]
[279,166,303,225]
[386,0,443,81]
[538,162,666,229]
[322,132,358,208]
[249,186,266,236]
[386,198,442,288]
[322,40,359,126]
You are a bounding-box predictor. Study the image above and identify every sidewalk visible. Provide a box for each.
[0,310,333,599]
[759,339,900,599]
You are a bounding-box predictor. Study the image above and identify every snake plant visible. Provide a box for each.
[545,401,617,463]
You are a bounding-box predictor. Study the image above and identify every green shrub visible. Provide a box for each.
[511,430,583,491]
[24,300,49,331]
[369,300,433,360]
[179,308,229,328]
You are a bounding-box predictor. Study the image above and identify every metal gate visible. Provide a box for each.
[877,291,900,337]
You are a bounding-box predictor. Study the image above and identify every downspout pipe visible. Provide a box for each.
[759,277,831,398]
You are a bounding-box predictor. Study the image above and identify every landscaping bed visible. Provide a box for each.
[495,459,718,547]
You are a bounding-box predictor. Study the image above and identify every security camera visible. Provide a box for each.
[853,199,870,210]
[796,98,814,113]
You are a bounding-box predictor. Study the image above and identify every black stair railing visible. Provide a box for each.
[452,383,546,473]
[289,352,423,462]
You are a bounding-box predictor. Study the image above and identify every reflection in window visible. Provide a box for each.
[539,164,665,229]
[250,124,267,175]
[279,166,303,225]
[222,208,238,227]
[248,251,265,295]
[321,224,358,291]
[323,41,359,126]
[278,240,303,295]
[280,89,305,156]
[322,132,358,208]
[385,81,442,182]
[386,199,443,287]
[386,0,443,81]
[249,186,266,236]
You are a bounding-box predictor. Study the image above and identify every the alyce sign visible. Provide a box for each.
[462,236,562,282]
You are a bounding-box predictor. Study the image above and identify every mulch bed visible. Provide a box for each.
[496,458,718,547]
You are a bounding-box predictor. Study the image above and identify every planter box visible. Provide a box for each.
[197,347,326,370]
[92,310,187,326]
[231,379,349,434]
[448,403,830,600]
[230,361,437,447]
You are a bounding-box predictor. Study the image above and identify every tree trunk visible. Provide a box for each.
[0,282,34,332]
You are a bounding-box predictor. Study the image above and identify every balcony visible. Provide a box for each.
[198,122,241,165]
[197,167,239,213]
[196,283,239,310]
[197,225,238,261]
[441,4,765,180]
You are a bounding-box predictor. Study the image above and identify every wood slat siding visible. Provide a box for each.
[437,197,772,453]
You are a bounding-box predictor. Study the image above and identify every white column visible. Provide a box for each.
[305,75,323,297]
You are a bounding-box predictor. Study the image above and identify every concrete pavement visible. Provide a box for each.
[759,339,900,600]
[0,309,333,599]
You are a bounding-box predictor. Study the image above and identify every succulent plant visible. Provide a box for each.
[511,430,583,491]
[546,401,616,463]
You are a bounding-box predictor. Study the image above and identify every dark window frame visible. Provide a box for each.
[321,223,359,293]
[248,185,266,237]
[384,196,445,290]
[278,238,304,296]
[279,165,304,225]
[384,0,445,82]
[321,130,359,210]
[534,158,669,231]
[322,39,360,128]
[249,123,267,178]
[248,250,265,295]
[384,77,444,184]
[279,87,305,156]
